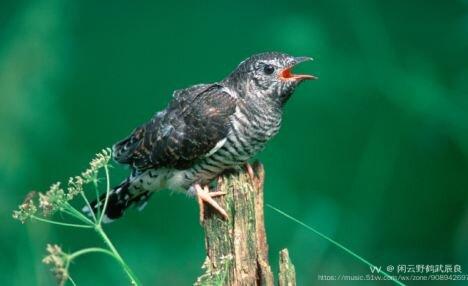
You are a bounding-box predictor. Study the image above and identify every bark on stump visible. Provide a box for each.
[194,162,296,286]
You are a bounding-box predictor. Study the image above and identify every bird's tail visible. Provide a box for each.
[83,179,152,223]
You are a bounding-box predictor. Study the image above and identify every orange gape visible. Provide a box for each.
[281,67,293,79]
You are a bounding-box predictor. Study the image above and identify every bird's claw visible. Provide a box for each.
[245,162,255,181]
[195,184,228,224]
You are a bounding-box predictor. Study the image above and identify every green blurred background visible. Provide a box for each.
[1,0,468,285]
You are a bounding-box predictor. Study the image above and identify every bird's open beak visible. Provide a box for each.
[279,56,317,81]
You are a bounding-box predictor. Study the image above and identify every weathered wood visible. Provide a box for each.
[194,162,298,286]
[194,162,274,286]
[278,249,296,286]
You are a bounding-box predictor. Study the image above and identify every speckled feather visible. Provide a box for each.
[87,52,313,221]
[113,84,236,170]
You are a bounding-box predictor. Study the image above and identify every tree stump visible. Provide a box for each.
[278,249,296,286]
[194,162,296,286]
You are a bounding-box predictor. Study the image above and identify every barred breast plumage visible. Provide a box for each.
[184,101,282,187]
[86,52,315,221]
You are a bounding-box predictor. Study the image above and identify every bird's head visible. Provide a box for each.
[224,52,316,106]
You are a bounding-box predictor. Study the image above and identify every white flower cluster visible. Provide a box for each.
[13,148,112,222]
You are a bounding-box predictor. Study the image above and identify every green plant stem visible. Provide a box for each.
[63,203,94,225]
[98,165,111,225]
[68,276,77,286]
[266,204,405,286]
[61,208,90,223]
[95,225,141,285]
[31,216,92,229]
[93,180,101,218]
[68,247,116,261]
[79,191,97,222]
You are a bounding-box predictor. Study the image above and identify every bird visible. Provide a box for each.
[86,52,316,223]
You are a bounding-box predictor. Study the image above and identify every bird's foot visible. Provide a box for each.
[245,161,265,190]
[245,162,255,181]
[195,184,228,224]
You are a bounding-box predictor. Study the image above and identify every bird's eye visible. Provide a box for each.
[263,64,275,75]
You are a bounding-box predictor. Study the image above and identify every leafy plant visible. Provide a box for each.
[12,148,140,286]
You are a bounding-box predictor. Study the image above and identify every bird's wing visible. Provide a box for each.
[112,84,237,170]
